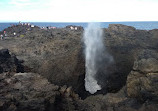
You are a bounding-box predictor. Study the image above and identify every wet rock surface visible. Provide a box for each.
[84,87,158,111]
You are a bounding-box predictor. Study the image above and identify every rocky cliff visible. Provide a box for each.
[0,24,158,110]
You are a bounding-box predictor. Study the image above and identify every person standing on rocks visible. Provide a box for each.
[4,31,7,37]
[13,32,16,36]
[1,34,4,40]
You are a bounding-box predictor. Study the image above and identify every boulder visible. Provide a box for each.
[127,58,158,101]
[107,24,136,36]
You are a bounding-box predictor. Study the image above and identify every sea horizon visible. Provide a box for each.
[0,21,158,23]
[0,21,158,31]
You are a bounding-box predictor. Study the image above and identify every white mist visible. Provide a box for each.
[83,23,105,94]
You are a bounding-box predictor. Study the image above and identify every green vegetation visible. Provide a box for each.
[20,35,25,37]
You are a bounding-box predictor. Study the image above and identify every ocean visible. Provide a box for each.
[0,22,158,31]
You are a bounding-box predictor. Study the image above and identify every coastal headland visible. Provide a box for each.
[0,24,158,111]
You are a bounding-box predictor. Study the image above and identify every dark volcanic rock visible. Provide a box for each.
[0,49,24,73]
[84,86,158,111]
[0,24,158,110]
[0,49,90,111]
[107,24,136,37]
[1,24,158,99]
[0,26,86,96]
[127,58,158,101]
[0,72,92,111]
[0,24,40,37]
[103,24,158,93]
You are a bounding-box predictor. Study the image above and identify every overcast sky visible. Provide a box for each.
[0,0,158,22]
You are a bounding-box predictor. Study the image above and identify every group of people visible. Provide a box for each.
[0,21,37,40]
[19,21,35,28]
[0,30,17,40]
[41,26,57,30]
[0,31,6,40]
[70,26,78,30]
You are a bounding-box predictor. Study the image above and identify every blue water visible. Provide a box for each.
[0,22,158,31]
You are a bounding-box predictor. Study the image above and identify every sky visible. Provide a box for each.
[0,0,158,22]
